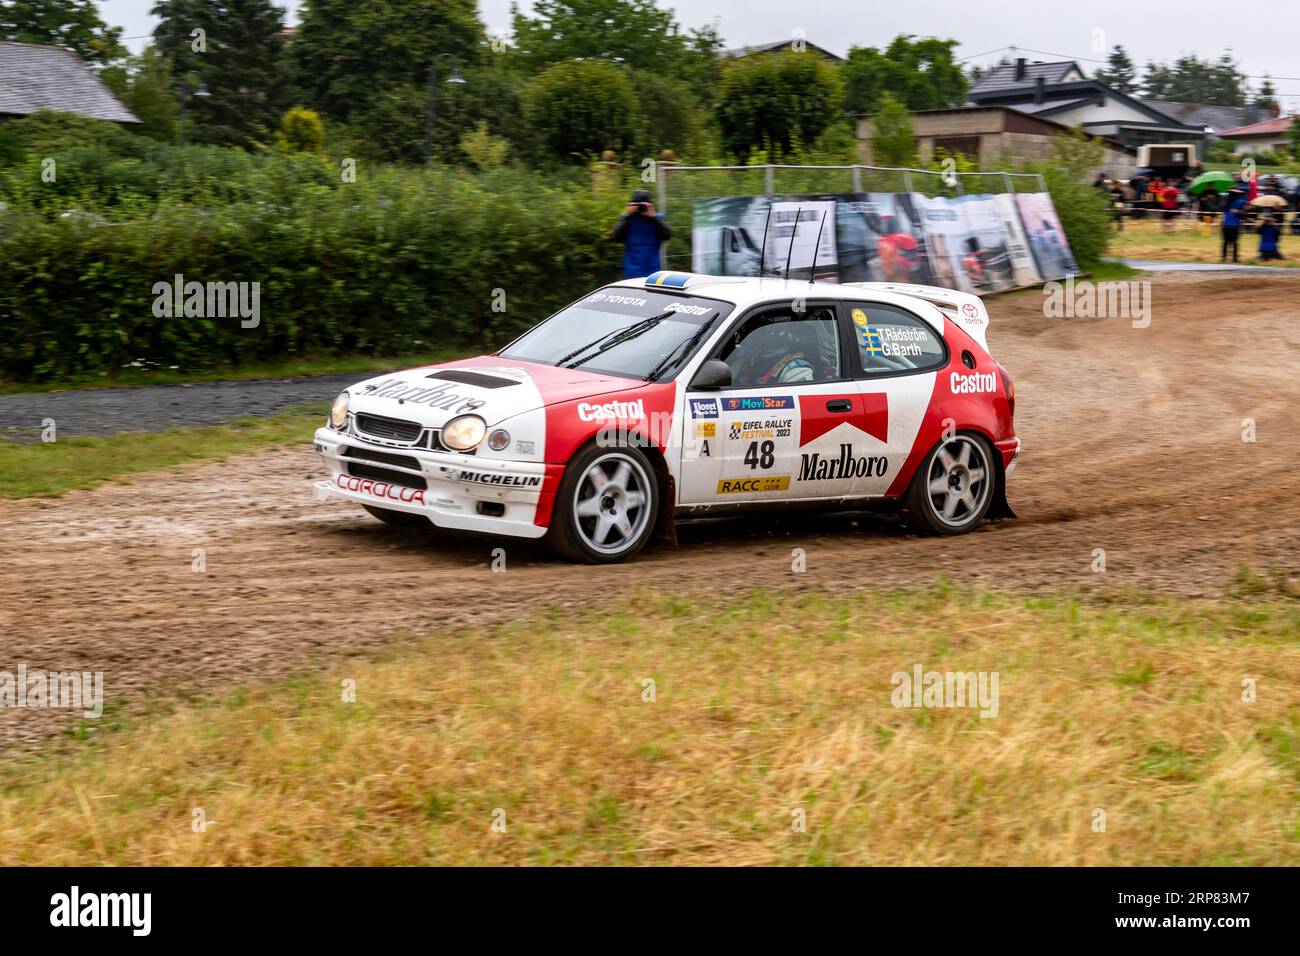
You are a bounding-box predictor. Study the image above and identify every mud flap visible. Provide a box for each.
[987,465,1017,520]
[988,489,1016,520]
[654,468,679,548]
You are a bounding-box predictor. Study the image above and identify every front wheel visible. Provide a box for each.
[902,434,995,535]
[546,444,660,563]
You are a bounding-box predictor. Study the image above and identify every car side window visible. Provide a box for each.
[849,303,946,375]
[717,306,841,388]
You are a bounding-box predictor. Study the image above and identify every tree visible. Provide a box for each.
[870,94,914,167]
[0,0,125,65]
[1143,52,1246,105]
[101,46,177,141]
[508,0,721,112]
[460,120,510,168]
[291,0,485,161]
[152,0,290,146]
[1093,45,1138,93]
[276,106,326,153]
[1288,117,1300,160]
[715,51,841,162]
[842,36,966,116]
[522,59,636,162]
[1253,75,1278,113]
[511,0,686,74]
[627,68,704,160]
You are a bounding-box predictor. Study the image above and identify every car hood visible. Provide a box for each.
[345,357,646,429]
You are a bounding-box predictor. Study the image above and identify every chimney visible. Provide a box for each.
[1034,76,1046,104]
[1271,102,1281,118]
[1014,57,1027,81]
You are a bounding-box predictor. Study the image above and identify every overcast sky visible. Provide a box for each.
[99,0,1300,110]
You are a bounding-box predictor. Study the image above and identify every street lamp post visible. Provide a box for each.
[425,54,466,164]
[177,73,210,147]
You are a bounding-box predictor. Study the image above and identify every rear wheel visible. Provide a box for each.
[546,444,659,563]
[902,434,995,534]
[362,504,427,527]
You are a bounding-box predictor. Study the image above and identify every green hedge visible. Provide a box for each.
[0,159,624,382]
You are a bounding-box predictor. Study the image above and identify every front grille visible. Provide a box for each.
[339,446,421,471]
[355,413,423,443]
[345,462,428,490]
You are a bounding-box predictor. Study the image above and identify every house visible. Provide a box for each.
[723,40,843,63]
[1219,115,1297,155]
[968,58,1204,151]
[0,41,138,124]
[1141,100,1261,143]
[855,104,1136,179]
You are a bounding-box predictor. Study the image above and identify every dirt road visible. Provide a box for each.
[2,272,1296,744]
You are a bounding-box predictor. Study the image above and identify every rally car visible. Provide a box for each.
[313,272,1019,562]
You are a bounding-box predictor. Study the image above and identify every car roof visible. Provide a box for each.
[606,272,995,352]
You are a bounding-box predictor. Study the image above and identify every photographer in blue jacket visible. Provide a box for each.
[613,189,673,279]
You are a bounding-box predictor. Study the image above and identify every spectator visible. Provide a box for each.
[612,189,672,279]
[1222,190,1246,263]
[1159,180,1180,231]
[1130,172,1147,205]
[1258,214,1284,260]
[1109,182,1127,231]
[1147,176,1165,220]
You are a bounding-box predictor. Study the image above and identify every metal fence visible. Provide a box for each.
[656,163,1048,270]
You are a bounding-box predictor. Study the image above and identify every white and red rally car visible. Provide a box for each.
[313,272,1019,562]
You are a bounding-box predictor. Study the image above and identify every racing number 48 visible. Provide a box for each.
[744,440,775,470]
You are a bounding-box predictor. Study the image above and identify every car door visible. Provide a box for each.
[678,300,865,505]
[843,301,950,497]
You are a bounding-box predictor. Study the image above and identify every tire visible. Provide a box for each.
[362,504,428,527]
[902,433,996,535]
[546,443,660,563]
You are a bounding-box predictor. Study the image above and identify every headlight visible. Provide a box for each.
[442,414,486,451]
[330,392,350,429]
[487,428,511,452]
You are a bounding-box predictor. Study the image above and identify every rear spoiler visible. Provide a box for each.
[843,282,990,351]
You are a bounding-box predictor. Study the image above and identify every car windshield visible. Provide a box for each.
[499,288,732,381]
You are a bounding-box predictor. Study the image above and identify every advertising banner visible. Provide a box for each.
[951,194,1017,294]
[691,195,837,279]
[912,192,971,292]
[992,193,1044,287]
[692,188,1079,293]
[836,192,932,285]
[1013,192,1079,279]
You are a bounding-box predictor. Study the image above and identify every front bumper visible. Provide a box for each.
[313,427,553,539]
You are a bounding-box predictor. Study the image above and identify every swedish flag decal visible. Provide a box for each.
[860,325,884,356]
[645,271,691,288]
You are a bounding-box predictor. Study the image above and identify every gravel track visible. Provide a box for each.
[1,271,1297,746]
[0,373,364,442]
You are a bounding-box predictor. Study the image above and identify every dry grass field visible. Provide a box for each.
[1111,216,1300,265]
[1,585,1295,866]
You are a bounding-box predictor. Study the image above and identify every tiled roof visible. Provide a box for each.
[969,60,1083,96]
[1142,100,1259,135]
[0,42,139,124]
[1219,115,1296,137]
[722,40,844,62]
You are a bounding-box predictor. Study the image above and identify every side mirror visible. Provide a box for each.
[689,359,732,390]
